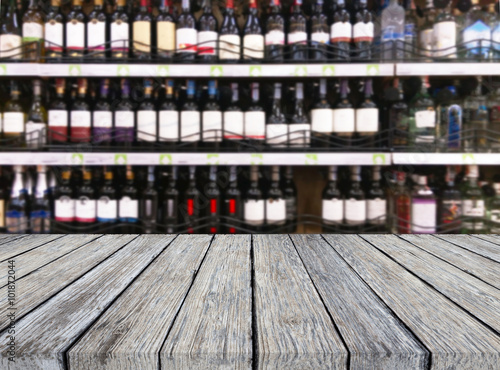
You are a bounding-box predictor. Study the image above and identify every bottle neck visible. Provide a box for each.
[182,0,191,12]
[251,84,259,103]
[272,84,282,113]
[11,171,25,198]
[231,84,239,103]
[339,79,349,99]
[364,79,373,99]
[319,79,327,99]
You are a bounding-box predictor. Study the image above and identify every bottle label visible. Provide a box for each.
[115,111,134,128]
[345,199,366,222]
[87,21,106,49]
[419,28,434,57]
[382,28,404,41]
[244,111,266,139]
[22,22,43,42]
[137,111,157,141]
[243,34,264,59]
[433,21,456,57]
[311,108,333,133]
[355,108,378,132]
[71,111,91,128]
[45,22,63,50]
[157,21,176,51]
[76,198,97,223]
[66,21,85,49]
[244,199,265,224]
[180,111,201,141]
[288,123,311,146]
[405,23,416,38]
[266,198,286,222]
[353,22,374,42]
[159,110,179,141]
[311,31,329,44]
[266,124,288,146]
[441,199,462,224]
[0,34,22,59]
[322,198,343,222]
[0,199,4,228]
[97,198,117,221]
[55,198,75,222]
[411,199,437,233]
[367,198,386,224]
[111,21,129,51]
[219,34,241,60]
[463,199,485,217]
[332,108,355,133]
[202,111,223,142]
[49,110,68,127]
[330,22,352,43]
[25,122,47,147]
[176,28,198,53]
[30,210,51,233]
[288,31,307,45]
[93,111,112,128]
[197,31,218,55]
[415,110,436,128]
[119,197,139,220]
[463,21,491,53]
[6,211,28,233]
[265,30,285,46]
[223,111,244,139]
[133,21,151,52]
[492,25,500,51]
[3,112,24,133]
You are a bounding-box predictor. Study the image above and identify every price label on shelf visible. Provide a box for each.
[69,65,82,76]
[462,153,476,165]
[366,64,380,76]
[207,153,220,165]
[159,154,172,165]
[117,65,130,77]
[249,66,262,77]
[210,66,223,77]
[372,153,386,165]
[294,66,308,77]
[322,65,335,76]
[305,154,318,165]
[71,153,84,165]
[157,65,170,77]
[0,65,6,76]
[250,154,263,165]
[114,154,127,165]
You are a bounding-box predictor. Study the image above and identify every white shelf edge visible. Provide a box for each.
[396,63,500,76]
[392,152,499,165]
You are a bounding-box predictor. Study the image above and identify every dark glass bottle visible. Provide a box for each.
[243,0,264,61]
[288,0,308,61]
[87,0,107,60]
[0,168,7,232]
[332,78,355,147]
[48,78,68,144]
[118,165,139,233]
[282,166,297,233]
[176,0,198,60]
[180,80,200,147]
[224,166,242,233]
[330,0,351,60]
[265,166,286,231]
[66,0,86,60]
[53,168,75,233]
[366,166,386,232]
[389,78,409,148]
[461,165,485,233]
[30,165,51,234]
[311,79,333,148]
[156,0,176,60]
[159,79,179,145]
[353,0,373,60]
[202,80,222,147]
[245,82,266,148]
[22,0,44,61]
[204,166,221,233]
[356,78,378,147]
[110,0,130,59]
[97,168,117,232]
[6,166,28,234]
[75,168,97,228]
[266,83,288,147]
[132,0,152,59]
[45,0,65,61]
[224,83,244,147]
[265,0,285,61]
[219,0,241,62]
[93,79,112,145]
[310,0,329,61]
[289,82,311,147]
[182,166,200,233]
[137,79,157,143]
[140,166,158,233]
[244,166,265,232]
[322,165,343,232]
[114,79,135,146]
[439,166,462,233]
[161,166,179,233]
[197,0,218,62]
[3,80,25,147]
[345,166,366,232]
[70,78,91,143]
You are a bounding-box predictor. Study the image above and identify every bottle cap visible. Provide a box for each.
[418,176,427,185]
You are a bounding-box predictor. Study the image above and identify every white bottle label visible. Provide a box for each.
[119,197,139,219]
[332,108,355,133]
[180,111,200,142]
[311,32,329,44]
[244,111,266,139]
[345,199,366,222]
[415,110,436,128]
[288,31,307,44]
[157,21,176,51]
[115,111,134,128]
[3,112,24,133]
[243,34,264,59]
[322,199,343,222]
[463,21,491,50]
[419,28,434,57]
[66,21,85,49]
[202,111,222,142]
[111,21,129,50]
[219,34,241,60]
[224,111,244,139]
[133,21,151,52]
[463,200,485,217]
[49,110,68,127]
[25,122,47,147]
[311,108,333,133]
[176,28,197,53]
[412,200,437,233]
[159,110,179,141]
[87,21,106,49]
[353,22,374,42]
[367,199,386,224]
[265,30,285,45]
[197,31,218,55]
[433,21,456,57]
[289,123,311,146]
[76,198,96,222]
[266,124,288,146]
[356,108,379,132]
[137,111,157,141]
[244,199,265,224]
[23,22,43,41]
[266,199,286,222]
[55,198,75,221]
[330,22,352,42]
[97,198,117,220]
[71,111,91,128]
[0,35,22,59]
[45,22,63,49]
[93,111,112,128]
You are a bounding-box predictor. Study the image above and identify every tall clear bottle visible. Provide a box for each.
[488,182,500,233]
[26,80,47,149]
[411,175,437,233]
[463,0,491,59]
[381,0,405,60]
[463,76,488,151]
[433,1,456,58]
[461,165,486,233]
[409,76,436,147]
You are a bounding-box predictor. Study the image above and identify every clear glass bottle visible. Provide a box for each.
[433,1,456,58]
[488,182,500,233]
[411,175,437,233]
[419,0,435,60]
[381,0,405,60]
[487,86,500,150]
[491,3,500,60]
[409,76,436,148]
[461,165,486,233]
[463,0,491,59]
[463,76,488,151]
[440,166,462,233]
[403,0,417,59]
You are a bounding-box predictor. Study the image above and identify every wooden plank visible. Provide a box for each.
[0,235,101,287]
[323,234,500,370]
[161,235,252,370]
[400,234,500,290]
[0,234,63,262]
[0,234,176,370]
[0,234,137,331]
[434,235,500,263]
[0,235,25,245]
[68,235,212,370]
[253,234,347,369]
[362,234,500,332]
[291,234,428,370]
[472,234,500,247]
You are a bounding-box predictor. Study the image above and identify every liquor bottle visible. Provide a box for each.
[266,83,288,147]
[265,0,285,61]
[96,168,117,231]
[311,79,333,147]
[114,79,135,146]
[322,166,343,232]
[419,0,435,60]
[282,167,297,233]
[22,0,44,60]
[45,0,65,60]
[487,86,500,149]
[462,165,485,233]
[344,166,366,231]
[75,168,97,227]
[366,166,386,232]
[139,166,158,233]
[0,0,22,60]
[3,81,25,146]
[353,0,374,60]
[409,76,436,147]
[410,175,436,233]
[265,166,286,230]
[202,80,222,146]
[118,165,139,233]
[224,83,244,146]
[26,79,47,149]
[439,166,462,233]
[245,83,266,146]
[243,0,264,60]
[433,1,456,58]
[244,166,265,232]
[180,80,201,145]
[183,166,200,233]
[66,0,86,59]
[110,0,129,59]
[133,0,152,59]
[332,79,355,147]
[356,78,378,146]
[176,0,198,60]
[224,166,242,233]
[137,79,157,143]
[393,171,410,233]
[161,166,179,233]
[6,166,28,233]
[92,79,112,145]
[219,0,241,61]
[156,0,176,60]
[310,0,329,61]
[197,0,218,61]
[488,182,500,233]
[159,79,179,144]
[53,168,75,232]
[48,78,68,144]
[330,0,352,60]
[87,0,107,59]
[289,82,311,147]
[70,78,91,143]
[463,77,488,151]
[491,3,500,60]
[204,166,221,233]
[381,0,405,60]
[389,78,409,147]
[437,83,462,150]
[463,0,491,59]
[288,0,308,61]
[403,0,417,59]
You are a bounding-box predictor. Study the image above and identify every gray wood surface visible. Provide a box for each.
[291,234,428,370]
[472,234,500,247]
[0,235,25,245]
[0,234,63,261]
[0,235,176,370]
[434,235,500,263]
[68,235,212,370]
[0,234,137,331]
[324,234,500,370]
[253,234,347,370]
[161,235,252,370]
[399,234,500,289]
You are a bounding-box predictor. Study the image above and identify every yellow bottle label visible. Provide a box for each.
[133,21,151,52]
[157,21,175,51]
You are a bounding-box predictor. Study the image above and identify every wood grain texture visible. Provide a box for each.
[0,235,25,245]
[471,234,500,247]
[161,235,252,370]
[0,234,63,262]
[400,234,500,289]
[253,234,347,370]
[0,235,100,287]
[0,234,176,370]
[323,234,500,370]
[290,234,428,370]
[0,234,137,331]
[434,235,500,263]
[68,235,212,370]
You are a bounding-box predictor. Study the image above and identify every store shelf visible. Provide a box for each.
[392,152,499,165]
[396,63,500,76]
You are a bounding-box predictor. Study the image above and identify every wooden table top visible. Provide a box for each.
[0,234,499,369]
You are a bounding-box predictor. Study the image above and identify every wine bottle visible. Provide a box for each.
[6,166,28,233]
[75,168,97,227]
[137,79,157,143]
[243,0,264,60]
[156,0,176,60]
[118,165,139,233]
[282,166,297,233]
[330,0,351,60]
[53,168,75,233]
[311,79,333,148]
[332,78,355,147]
[322,166,343,232]
[110,0,129,59]
[265,0,285,61]
[70,78,91,143]
[289,82,311,147]
[224,83,244,146]
[182,166,200,233]
[266,83,288,147]
[356,78,378,146]
[389,78,409,148]
[97,167,117,232]
[161,166,179,233]
[288,0,308,61]
[197,0,218,61]
[345,166,366,232]
[180,80,201,146]
[353,0,374,60]
[45,0,65,61]
[224,166,242,233]
[439,166,461,233]
[366,166,386,232]
[48,78,68,144]
[22,0,44,60]
[66,0,86,60]
[265,166,286,231]
[140,166,158,233]
[393,171,410,233]
[114,79,135,146]
[205,166,221,233]
[411,175,437,233]
[462,165,485,233]
[0,0,22,60]
[245,82,266,147]
[244,166,264,232]
[202,80,223,146]
[176,0,198,60]
[159,79,179,144]
[219,0,241,61]
[87,0,107,60]
[26,79,47,149]
[133,0,152,59]
[92,79,112,145]
[310,0,329,61]
[3,81,25,147]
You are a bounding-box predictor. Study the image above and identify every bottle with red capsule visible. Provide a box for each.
[224,166,242,233]
[183,166,200,233]
[204,166,220,233]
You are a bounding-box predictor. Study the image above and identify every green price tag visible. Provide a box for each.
[322,65,335,76]
[294,66,307,76]
[114,154,127,165]
[250,154,263,165]
[117,65,130,76]
[157,65,170,77]
[366,64,380,76]
[462,153,476,164]
[372,154,386,165]
[160,154,172,165]
[210,66,223,77]
[249,66,262,77]
[71,153,84,165]
[305,154,318,165]
[69,65,82,76]
[0,65,6,76]
[207,154,220,165]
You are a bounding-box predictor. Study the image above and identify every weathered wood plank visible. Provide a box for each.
[0,234,137,331]
[0,235,100,287]
[323,234,500,370]
[434,235,500,263]
[400,234,500,289]
[253,234,347,369]
[0,234,63,262]
[291,234,428,370]
[0,235,25,245]
[68,235,212,370]
[0,234,176,370]
[161,235,252,370]
[472,234,500,247]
